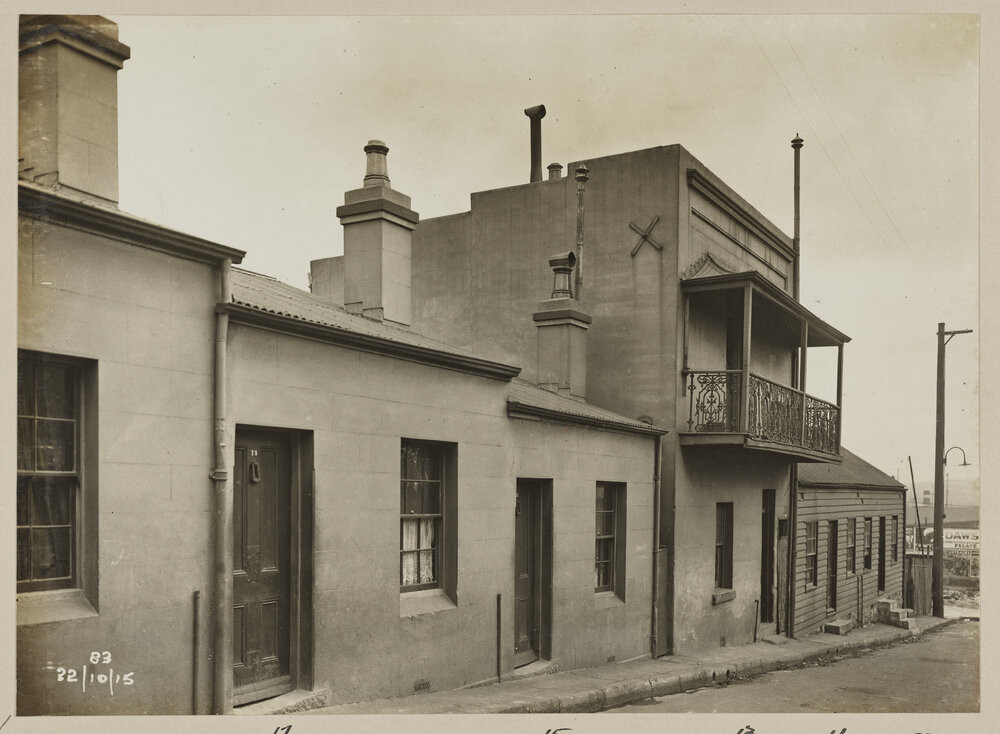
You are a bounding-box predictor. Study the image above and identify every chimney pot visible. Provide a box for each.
[547,163,563,180]
[548,251,577,298]
[363,139,391,187]
[533,250,591,400]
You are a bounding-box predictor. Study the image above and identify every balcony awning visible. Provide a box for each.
[682,271,850,347]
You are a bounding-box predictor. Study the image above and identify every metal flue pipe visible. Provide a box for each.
[524,105,546,182]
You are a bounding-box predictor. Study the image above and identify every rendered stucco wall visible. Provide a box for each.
[17,215,218,715]
[228,325,656,705]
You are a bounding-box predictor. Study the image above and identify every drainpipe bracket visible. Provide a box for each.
[210,469,229,482]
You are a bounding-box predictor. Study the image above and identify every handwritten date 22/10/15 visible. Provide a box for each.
[55,651,135,696]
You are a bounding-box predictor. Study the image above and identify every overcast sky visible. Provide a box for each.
[107,12,980,489]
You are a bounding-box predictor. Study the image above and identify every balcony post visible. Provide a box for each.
[741,286,752,433]
[836,342,844,449]
[799,321,808,447]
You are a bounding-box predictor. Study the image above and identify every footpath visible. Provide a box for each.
[293,613,965,715]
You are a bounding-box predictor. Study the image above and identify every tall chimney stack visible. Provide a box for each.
[19,15,130,204]
[337,140,419,324]
[533,252,591,400]
[524,105,546,183]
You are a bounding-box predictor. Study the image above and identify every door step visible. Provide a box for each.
[823,618,855,635]
[234,688,330,715]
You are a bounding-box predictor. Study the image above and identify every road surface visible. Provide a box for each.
[607,620,979,713]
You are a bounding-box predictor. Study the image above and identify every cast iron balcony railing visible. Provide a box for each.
[685,370,840,456]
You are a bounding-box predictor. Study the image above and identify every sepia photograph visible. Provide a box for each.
[7,4,989,733]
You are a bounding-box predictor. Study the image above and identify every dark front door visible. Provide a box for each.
[233,430,292,704]
[776,518,788,635]
[827,520,838,610]
[878,516,886,592]
[514,482,541,667]
[760,490,776,624]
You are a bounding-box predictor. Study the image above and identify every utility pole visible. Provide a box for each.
[933,323,972,617]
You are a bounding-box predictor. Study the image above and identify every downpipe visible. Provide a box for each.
[211,258,233,714]
[650,433,663,657]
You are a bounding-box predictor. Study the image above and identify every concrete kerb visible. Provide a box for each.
[306,618,958,714]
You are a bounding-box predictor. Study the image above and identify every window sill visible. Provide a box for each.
[399,588,456,618]
[594,591,625,610]
[17,588,97,627]
[711,588,736,605]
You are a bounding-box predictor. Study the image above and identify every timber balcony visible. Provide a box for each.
[680,270,849,463]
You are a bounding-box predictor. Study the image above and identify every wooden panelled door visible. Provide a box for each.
[233,430,292,705]
[827,519,838,610]
[760,490,776,624]
[877,516,886,592]
[514,482,541,667]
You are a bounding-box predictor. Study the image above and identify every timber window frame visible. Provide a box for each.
[846,517,857,574]
[17,350,97,603]
[399,439,457,598]
[714,502,734,590]
[805,521,819,587]
[595,482,626,599]
[863,516,873,570]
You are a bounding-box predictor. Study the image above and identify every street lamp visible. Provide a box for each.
[943,447,971,509]
[933,325,973,618]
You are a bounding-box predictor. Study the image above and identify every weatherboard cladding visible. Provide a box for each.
[798,448,904,490]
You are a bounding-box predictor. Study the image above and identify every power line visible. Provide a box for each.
[776,18,914,258]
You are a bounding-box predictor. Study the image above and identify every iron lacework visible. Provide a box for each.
[686,370,839,455]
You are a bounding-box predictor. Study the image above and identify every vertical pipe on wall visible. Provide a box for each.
[192,589,201,714]
[787,464,797,637]
[211,258,233,713]
[496,593,502,682]
[574,164,589,301]
[651,433,662,656]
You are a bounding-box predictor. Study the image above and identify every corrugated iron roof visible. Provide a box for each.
[798,448,904,489]
[230,268,513,364]
[507,379,666,436]
[231,269,663,436]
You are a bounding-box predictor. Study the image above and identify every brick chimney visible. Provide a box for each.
[19,15,130,204]
[533,252,591,399]
[336,141,419,325]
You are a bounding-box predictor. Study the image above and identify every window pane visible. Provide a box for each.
[31,527,72,580]
[401,550,418,586]
[595,560,610,589]
[420,518,436,550]
[401,481,421,515]
[17,529,30,581]
[596,485,607,511]
[17,418,34,471]
[596,538,612,564]
[36,364,74,418]
[17,361,34,416]
[596,510,614,537]
[420,484,440,515]
[35,419,75,471]
[31,477,73,526]
[418,550,435,584]
[17,476,30,526]
[401,517,419,551]
[401,444,440,481]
